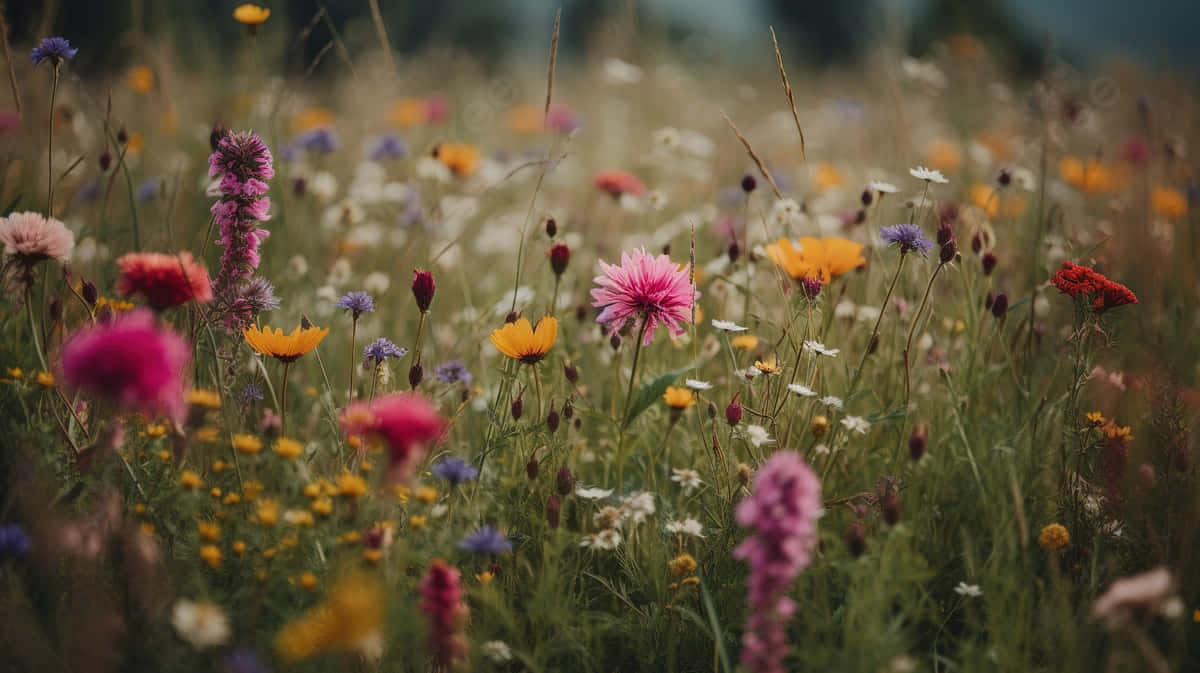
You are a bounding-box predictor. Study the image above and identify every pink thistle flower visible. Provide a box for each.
[733,451,822,673]
[339,393,443,484]
[0,211,75,264]
[591,248,699,345]
[61,309,190,424]
[418,559,470,669]
[593,170,646,198]
[115,251,213,309]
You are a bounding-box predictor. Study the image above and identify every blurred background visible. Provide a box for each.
[7,0,1200,76]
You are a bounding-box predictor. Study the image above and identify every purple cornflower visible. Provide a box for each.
[31,37,77,67]
[363,337,407,363]
[432,456,479,486]
[208,130,274,330]
[291,128,341,154]
[0,522,32,557]
[734,451,821,673]
[459,525,512,553]
[880,224,933,257]
[336,291,375,319]
[242,383,264,403]
[222,648,270,673]
[135,177,160,203]
[434,360,472,385]
[369,134,408,161]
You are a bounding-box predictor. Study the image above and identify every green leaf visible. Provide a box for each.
[699,574,736,673]
[623,366,692,426]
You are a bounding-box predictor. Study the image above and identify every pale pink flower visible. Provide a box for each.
[0,211,74,263]
[590,248,699,345]
[1091,567,1178,629]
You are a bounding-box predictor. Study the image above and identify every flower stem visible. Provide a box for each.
[348,317,358,402]
[848,253,907,399]
[620,317,650,427]
[24,286,49,373]
[279,361,291,438]
[903,261,946,405]
[47,66,59,209]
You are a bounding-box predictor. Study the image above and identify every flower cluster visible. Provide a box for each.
[418,560,470,669]
[1050,261,1138,313]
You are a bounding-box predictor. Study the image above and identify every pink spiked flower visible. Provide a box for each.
[339,393,443,484]
[61,309,191,424]
[590,248,699,345]
[418,559,470,669]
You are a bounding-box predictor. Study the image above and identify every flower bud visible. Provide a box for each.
[736,463,753,487]
[549,243,570,276]
[881,495,901,525]
[545,217,557,238]
[861,188,873,206]
[661,243,670,256]
[727,240,740,263]
[909,424,927,461]
[563,361,578,384]
[99,149,112,172]
[511,394,523,421]
[725,394,742,426]
[981,252,997,275]
[411,269,435,313]
[844,520,867,557]
[209,123,227,151]
[997,168,1012,186]
[937,222,954,246]
[293,178,307,197]
[811,415,828,439]
[740,174,757,193]
[408,362,423,388]
[802,276,823,299]
[575,304,588,322]
[547,408,560,433]
[117,126,129,144]
[991,293,1009,318]
[707,401,717,419]
[546,494,561,529]
[506,311,520,324]
[939,240,957,264]
[525,456,539,480]
[609,333,621,351]
[971,232,983,254]
[555,466,574,496]
[81,280,98,306]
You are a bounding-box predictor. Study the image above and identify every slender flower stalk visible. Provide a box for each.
[903,260,948,403]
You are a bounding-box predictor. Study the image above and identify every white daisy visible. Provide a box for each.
[869,180,899,194]
[575,486,614,500]
[787,383,818,397]
[803,340,841,357]
[170,600,231,650]
[684,378,713,391]
[734,367,761,381]
[820,395,844,410]
[954,582,982,598]
[909,166,949,184]
[744,424,773,448]
[621,491,657,524]
[670,468,703,492]
[665,518,705,538]
[711,319,748,332]
[580,529,623,550]
[813,443,831,455]
[481,641,514,663]
[840,415,871,435]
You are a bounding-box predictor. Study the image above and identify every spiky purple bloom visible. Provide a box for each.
[458,525,512,553]
[0,522,32,557]
[880,224,933,257]
[221,277,280,330]
[590,248,700,345]
[363,337,407,363]
[734,451,822,673]
[432,456,479,486]
[208,131,274,330]
[31,37,77,67]
[242,383,264,403]
[434,360,472,385]
[369,134,408,161]
[336,291,375,319]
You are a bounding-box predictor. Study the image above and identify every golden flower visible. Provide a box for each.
[753,354,780,374]
[36,371,55,387]
[925,138,962,174]
[8,366,23,380]
[243,480,264,501]
[1037,523,1070,550]
[243,324,329,363]
[140,522,155,536]
[145,423,168,439]
[159,449,173,463]
[476,569,495,584]
[197,521,221,542]
[969,183,1027,219]
[210,488,222,499]
[196,427,220,442]
[434,142,480,177]
[291,107,335,134]
[127,65,154,94]
[363,549,383,563]
[96,296,135,312]
[233,540,247,556]
[390,98,427,128]
[223,492,241,505]
[310,498,333,516]
[1151,186,1188,220]
[180,470,203,490]
[811,415,829,438]
[233,3,270,25]
[256,499,280,527]
[409,514,427,530]
[275,572,384,661]
[1058,157,1124,194]
[186,388,222,410]
[274,437,303,459]
[731,334,759,351]
[1085,411,1106,426]
[415,486,437,504]
[813,163,845,191]
[393,484,411,503]
[200,544,223,569]
[765,237,865,283]
[681,576,700,586]
[1102,421,1134,444]
[669,553,698,577]
[490,316,558,364]
[232,433,263,454]
[337,472,368,499]
[298,571,319,591]
[662,386,696,409]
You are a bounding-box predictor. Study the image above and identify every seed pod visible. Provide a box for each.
[525,456,539,481]
[609,333,621,351]
[563,361,579,383]
[546,494,561,529]
[408,362,423,388]
[549,243,570,276]
[997,168,1012,186]
[882,496,901,525]
[547,408,560,433]
[861,188,873,206]
[555,466,574,496]
[982,252,997,275]
[506,311,520,324]
[909,424,927,461]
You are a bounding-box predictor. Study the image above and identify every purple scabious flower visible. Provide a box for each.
[0,522,32,557]
[336,291,375,319]
[363,337,407,364]
[31,37,77,67]
[208,131,274,330]
[458,525,512,553]
[434,360,472,385]
[135,178,160,203]
[432,456,479,486]
[880,224,933,257]
[292,128,341,154]
[369,134,408,161]
[733,451,821,673]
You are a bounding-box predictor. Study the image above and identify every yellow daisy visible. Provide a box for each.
[489,316,558,364]
[243,323,329,363]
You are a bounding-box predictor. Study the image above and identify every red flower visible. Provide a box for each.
[1050,261,1137,313]
[593,170,646,198]
[116,251,213,309]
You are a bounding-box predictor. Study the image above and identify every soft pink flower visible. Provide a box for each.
[0,211,75,263]
[340,393,443,483]
[590,248,699,345]
[116,251,213,309]
[61,309,190,424]
[593,170,646,197]
[1091,567,1177,629]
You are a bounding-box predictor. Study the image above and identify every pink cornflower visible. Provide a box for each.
[115,251,213,309]
[418,559,469,669]
[591,248,698,345]
[734,451,822,673]
[593,170,646,198]
[61,309,191,424]
[339,393,443,484]
[0,211,75,264]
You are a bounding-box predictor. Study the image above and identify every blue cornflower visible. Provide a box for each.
[336,291,375,319]
[369,134,408,161]
[222,648,271,673]
[880,224,934,257]
[432,456,479,486]
[135,178,161,203]
[458,525,512,553]
[434,359,472,385]
[363,337,407,363]
[0,522,32,557]
[242,383,264,404]
[292,128,341,154]
[31,37,78,67]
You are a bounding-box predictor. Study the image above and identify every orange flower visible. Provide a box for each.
[127,66,154,94]
[1151,186,1187,220]
[765,237,865,283]
[233,4,270,25]
[662,386,696,409]
[506,104,544,134]
[490,316,557,364]
[594,170,646,197]
[925,138,962,174]
[1058,157,1124,194]
[969,184,1027,219]
[391,98,427,128]
[243,324,329,363]
[813,163,845,191]
[291,107,335,134]
[434,143,480,177]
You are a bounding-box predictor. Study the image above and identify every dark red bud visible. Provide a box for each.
[545,217,557,238]
[546,494,561,529]
[555,466,574,496]
[549,243,570,276]
[411,269,435,313]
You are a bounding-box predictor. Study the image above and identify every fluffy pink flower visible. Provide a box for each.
[0,211,74,263]
[339,393,443,483]
[61,309,191,424]
[418,560,469,669]
[116,251,213,309]
[1091,567,1177,629]
[734,451,822,673]
[591,248,698,345]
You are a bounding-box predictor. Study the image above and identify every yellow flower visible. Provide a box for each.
[200,544,223,569]
[669,553,698,577]
[811,415,829,438]
[408,514,427,530]
[232,434,263,454]
[243,324,329,363]
[233,540,247,556]
[476,570,495,584]
[139,522,155,536]
[197,521,221,542]
[662,386,696,409]
[1085,411,1106,426]
[223,492,241,505]
[180,470,203,490]
[731,335,758,351]
[159,449,173,463]
[765,237,866,283]
[145,423,167,439]
[1152,186,1188,220]
[36,371,55,387]
[197,426,220,442]
[297,571,319,591]
[393,484,411,503]
[341,531,362,544]
[134,503,147,514]
[1058,157,1124,194]
[1102,421,1134,444]
[256,499,280,527]
[925,138,962,173]
[290,107,335,134]
[8,367,23,380]
[275,572,384,661]
[390,98,428,128]
[434,142,481,177]
[127,65,154,94]
[415,486,437,504]
[490,316,558,364]
[274,437,303,459]
[337,472,368,499]
[186,388,222,410]
[210,487,222,499]
[1037,523,1070,550]
[363,548,383,563]
[311,498,333,516]
[95,296,135,312]
[813,163,845,191]
[233,3,270,25]
[753,354,780,374]
[968,183,1026,219]
[360,458,373,473]
[243,480,264,501]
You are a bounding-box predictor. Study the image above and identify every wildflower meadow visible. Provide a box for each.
[1,4,1198,672]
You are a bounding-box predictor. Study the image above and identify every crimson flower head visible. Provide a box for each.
[411,269,435,313]
[549,243,570,276]
[1050,261,1138,313]
[340,393,443,484]
[116,251,213,309]
[418,560,469,669]
[591,248,699,345]
[593,170,646,198]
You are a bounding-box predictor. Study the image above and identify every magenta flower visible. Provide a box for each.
[208,130,274,330]
[418,560,470,669]
[61,309,191,424]
[339,393,443,484]
[733,451,822,673]
[590,248,698,345]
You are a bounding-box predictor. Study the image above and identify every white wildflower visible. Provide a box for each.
[575,486,614,500]
[170,600,231,650]
[665,518,705,538]
[481,641,514,663]
[803,340,841,357]
[711,319,747,332]
[840,415,871,435]
[670,468,703,492]
[909,166,949,184]
[787,383,817,397]
[954,582,982,598]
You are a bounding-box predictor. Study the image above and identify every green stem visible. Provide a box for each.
[279,361,291,438]
[620,318,650,426]
[25,286,49,372]
[47,67,59,209]
[348,317,358,402]
[903,261,947,405]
